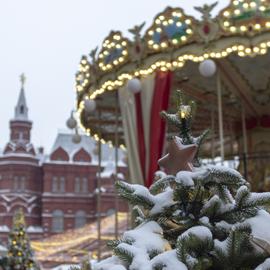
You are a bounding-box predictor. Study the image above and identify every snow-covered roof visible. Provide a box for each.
[100,160,126,179]
[0,225,10,232]
[0,245,7,252]
[49,132,126,165]
[52,264,79,270]
[27,226,43,233]
[14,87,29,121]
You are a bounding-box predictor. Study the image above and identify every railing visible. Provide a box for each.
[202,152,270,184]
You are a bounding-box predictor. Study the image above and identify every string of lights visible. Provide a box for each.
[75,0,270,146]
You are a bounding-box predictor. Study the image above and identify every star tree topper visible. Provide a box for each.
[158,136,197,175]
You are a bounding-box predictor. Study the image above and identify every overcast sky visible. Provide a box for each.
[0,0,229,153]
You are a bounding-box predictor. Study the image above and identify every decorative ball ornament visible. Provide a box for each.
[199,59,217,77]
[72,128,82,144]
[66,113,77,129]
[127,78,142,94]
[84,99,96,113]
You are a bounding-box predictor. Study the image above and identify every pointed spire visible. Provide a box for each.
[14,73,29,120]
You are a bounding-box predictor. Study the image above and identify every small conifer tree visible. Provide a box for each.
[5,209,40,270]
[86,92,270,270]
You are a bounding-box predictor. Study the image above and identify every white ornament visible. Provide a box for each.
[199,59,217,77]
[66,114,77,129]
[72,132,82,144]
[127,78,142,94]
[84,99,96,113]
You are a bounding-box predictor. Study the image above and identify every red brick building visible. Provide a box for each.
[0,85,127,241]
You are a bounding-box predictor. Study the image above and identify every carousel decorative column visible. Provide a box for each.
[96,103,102,261]
[241,105,248,180]
[216,70,225,163]
[210,106,215,163]
[199,59,224,163]
[114,90,119,239]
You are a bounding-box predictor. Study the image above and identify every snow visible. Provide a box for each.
[206,165,245,184]
[0,244,7,252]
[149,187,174,215]
[179,226,212,242]
[27,226,43,233]
[52,264,79,270]
[95,221,187,270]
[100,161,125,179]
[151,250,188,270]
[93,255,126,270]
[175,171,195,187]
[175,168,215,187]
[247,210,270,252]
[199,216,210,226]
[129,184,175,215]
[118,243,151,270]
[255,258,270,270]
[154,171,167,180]
[214,238,227,253]
[215,220,233,232]
[94,164,270,270]
[207,165,243,178]
[50,132,126,165]
[123,221,167,253]
[0,225,10,232]
[247,192,270,205]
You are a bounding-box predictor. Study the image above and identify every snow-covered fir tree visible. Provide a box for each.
[92,91,270,270]
[4,209,40,270]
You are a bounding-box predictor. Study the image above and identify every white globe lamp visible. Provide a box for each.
[66,111,77,129]
[72,129,82,144]
[84,99,96,113]
[127,78,142,94]
[199,59,217,77]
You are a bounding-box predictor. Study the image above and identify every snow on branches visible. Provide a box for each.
[94,164,270,270]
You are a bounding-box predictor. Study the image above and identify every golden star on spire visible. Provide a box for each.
[20,73,26,88]
[158,136,197,175]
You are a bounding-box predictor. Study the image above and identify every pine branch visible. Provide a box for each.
[116,181,154,209]
[245,192,270,208]
[107,239,122,249]
[149,175,175,194]
[201,165,246,189]
[235,186,250,208]
[114,245,134,265]
[132,206,145,226]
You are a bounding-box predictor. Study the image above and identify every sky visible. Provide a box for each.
[0,0,229,153]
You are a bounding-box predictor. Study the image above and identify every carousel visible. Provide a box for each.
[74,0,270,192]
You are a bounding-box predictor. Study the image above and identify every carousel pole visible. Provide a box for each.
[198,60,224,163]
[241,105,248,180]
[97,106,102,261]
[217,70,225,163]
[211,106,215,163]
[114,90,119,239]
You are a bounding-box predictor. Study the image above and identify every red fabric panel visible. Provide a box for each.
[235,115,270,132]
[146,71,173,187]
[135,92,146,179]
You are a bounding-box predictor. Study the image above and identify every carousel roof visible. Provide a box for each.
[75,0,270,151]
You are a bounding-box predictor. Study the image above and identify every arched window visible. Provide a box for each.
[20,105,24,114]
[75,210,86,228]
[52,210,64,232]
[20,176,26,191]
[14,176,19,190]
[74,177,80,193]
[60,177,65,193]
[82,177,88,193]
[52,177,58,192]
[107,209,116,216]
